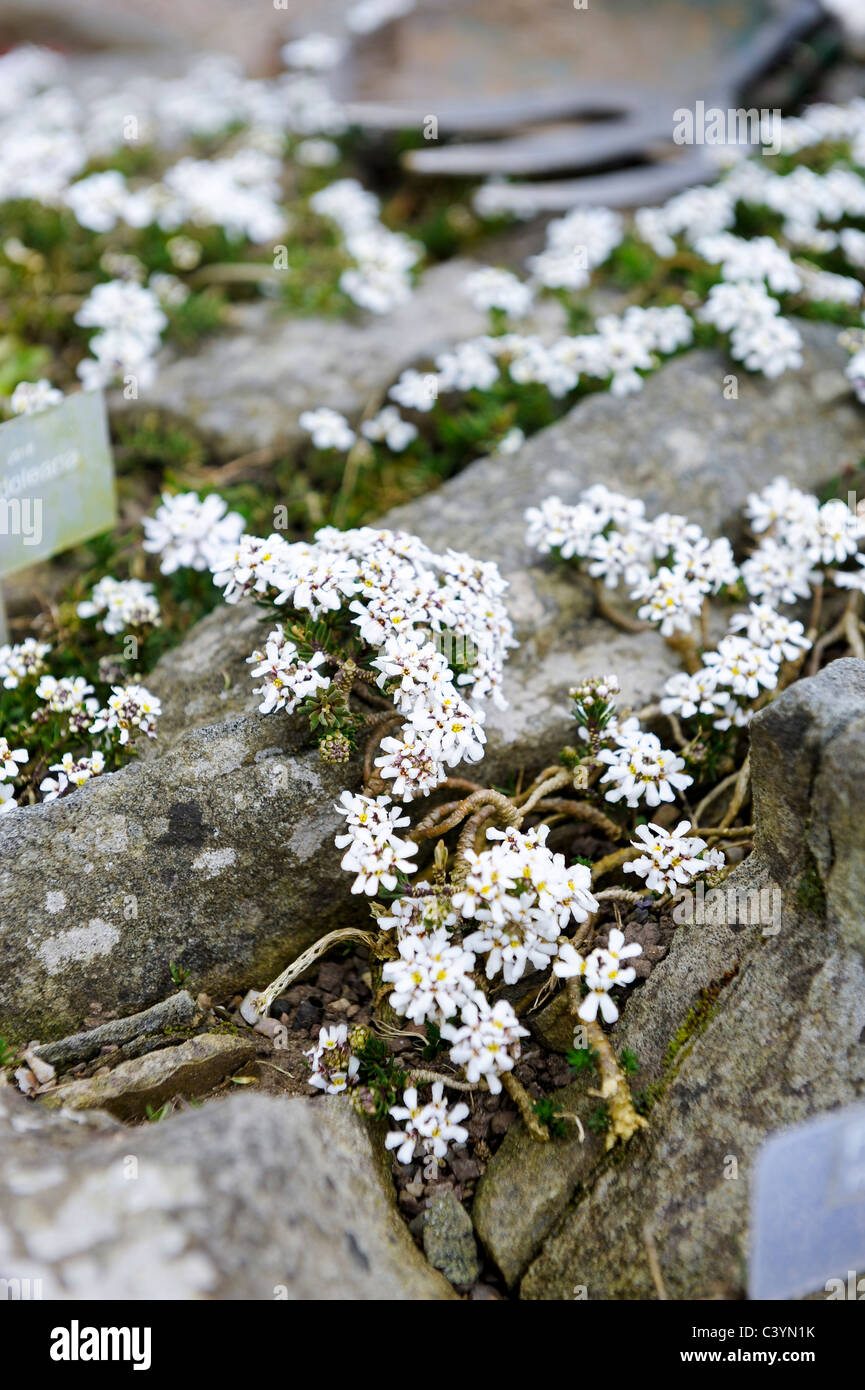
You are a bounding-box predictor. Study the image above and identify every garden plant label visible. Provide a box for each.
[0,389,116,579]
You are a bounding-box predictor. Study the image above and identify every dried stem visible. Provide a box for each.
[565,982,647,1149]
[593,579,652,633]
[529,798,622,840]
[412,788,519,843]
[517,770,573,821]
[256,929,377,1015]
[408,1069,482,1093]
[664,629,702,675]
[591,846,640,882]
[717,753,751,831]
[503,1071,550,1142]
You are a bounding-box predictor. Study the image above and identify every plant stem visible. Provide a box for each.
[255,928,377,1015]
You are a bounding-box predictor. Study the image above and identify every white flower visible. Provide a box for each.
[745,476,818,537]
[728,603,811,662]
[281,33,348,71]
[462,266,533,318]
[497,427,524,455]
[77,576,160,634]
[294,138,340,168]
[305,1024,359,1094]
[835,554,865,593]
[441,998,528,1093]
[0,639,51,689]
[597,720,693,808]
[389,369,439,411]
[361,405,418,452]
[624,820,723,895]
[795,498,864,565]
[435,340,499,393]
[0,784,18,815]
[385,1082,469,1165]
[730,315,803,378]
[35,675,95,714]
[10,379,62,415]
[557,929,642,1024]
[142,491,245,575]
[703,635,779,700]
[39,750,105,801]
[299,407,356,451]
[631,565,706,636]
[660,669,726,720]
[247,627,331,715]
[0,737,28,781]
[741,538,817,606]
[89,684,161,744]
[382,930,476,1024]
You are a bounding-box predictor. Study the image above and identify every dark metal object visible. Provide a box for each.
[332,0,830,209]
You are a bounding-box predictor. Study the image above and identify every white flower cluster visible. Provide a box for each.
[472,99,865,388]
[529,476,862,738]
[0,736,28,814]
[310,178,423,314]
[334,791,418,895]
[77,577,160,634]
[332,806,642,1095]
[379,303,692,444]
[305,1024,359,1094]
[89,683,161,745]
[74,279,167,390]
[624,821,724,896]
[462,266,534,319]
[526,205,624,291]
[0,45,346,211]
[525,482,734,639]
[0,638,51,689]
[299,407,356,452]
[142,491,246,575]
[247,628,331,716]
[554,927,642,1024]
[596,719,693,808]
[456,824,597,984]
[385,1081,469,1166]
[9,379,62,415]
[39,751,106,802]
[211,523,516,794]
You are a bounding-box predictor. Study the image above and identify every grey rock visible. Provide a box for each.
[33,991,196,1069]
[116,261,491,460]
[40,1033,255,1120]
[472,1081,610,1290]
[1,322,858,1042]
[750,657,865,957]
[423,1188,480,1287]
[512,660,865,1299]
[0,1084,455,1299]
[0,713,357,1044]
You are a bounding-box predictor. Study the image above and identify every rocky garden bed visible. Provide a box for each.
[2,8,865,1306]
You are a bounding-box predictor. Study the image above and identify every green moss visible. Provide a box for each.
[635,968,740,1117]
[795,849,827,918]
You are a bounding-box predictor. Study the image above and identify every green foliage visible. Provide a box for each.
[169,962,191,988]
[586,1103,612,1134]
[532,1097,568,1139]
[567,1045,599,1075]
[0,1036,18,1068]
[421,1022,445,1062]
[353,1032,408,1120]
[619,1047,640,1075]
[145,1102,172,1122]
